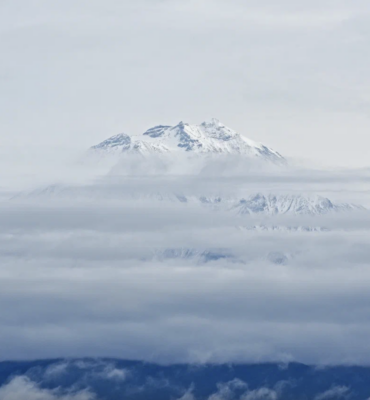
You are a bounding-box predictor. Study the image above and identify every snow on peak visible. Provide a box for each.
[231,193,362,216]
[199,118,238,141]
[90,120,285,163]
[91,133,131,151]
[143,125,171,138]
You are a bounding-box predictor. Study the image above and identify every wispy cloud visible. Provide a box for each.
[0,376,94,400]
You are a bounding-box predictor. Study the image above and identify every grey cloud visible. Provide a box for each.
[0,162,369,365]
[1,210,370,364]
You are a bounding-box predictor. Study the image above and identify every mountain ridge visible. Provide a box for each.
[90,119,285,164]
[12,185,365,216]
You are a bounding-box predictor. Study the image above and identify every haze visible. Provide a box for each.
[1,0,370,167]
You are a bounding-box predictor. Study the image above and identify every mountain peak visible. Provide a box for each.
[90,120,285,164]
[201,117,222,126]
[143,125,171,138]
[91,133,131,150]
[233,193,363,215]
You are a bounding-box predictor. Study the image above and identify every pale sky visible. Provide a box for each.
[3,1,370,366]
[1,0,370,166]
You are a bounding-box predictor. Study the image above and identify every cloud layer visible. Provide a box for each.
[0,161,370,365]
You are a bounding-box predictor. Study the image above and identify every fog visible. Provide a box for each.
[0,151,369,366]
[2,0,370,380]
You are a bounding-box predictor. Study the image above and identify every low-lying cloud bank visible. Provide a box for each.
[1,191,370,364]
[1,157,370,366]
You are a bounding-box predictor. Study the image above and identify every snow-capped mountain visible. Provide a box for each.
[150,248,238,264]
[14,184,365,217]
[149,247,291,266]
[90,119,285,164]
[230,193,363,216]
[240,225,330,232]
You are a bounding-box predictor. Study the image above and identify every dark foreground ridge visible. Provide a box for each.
[1,359,370,399]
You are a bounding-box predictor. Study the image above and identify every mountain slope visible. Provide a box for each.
[230,193,363,215]
[14,184,365,217]
[90,119,285,164]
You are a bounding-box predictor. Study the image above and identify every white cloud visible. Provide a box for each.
[99,365,128,381]
[0,376,94,400]
[209,379,248,400]
[242,388,278,400]
[315,386,350,400]
[205,380,279,400]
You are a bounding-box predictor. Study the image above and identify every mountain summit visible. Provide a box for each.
[91,119,285,163]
